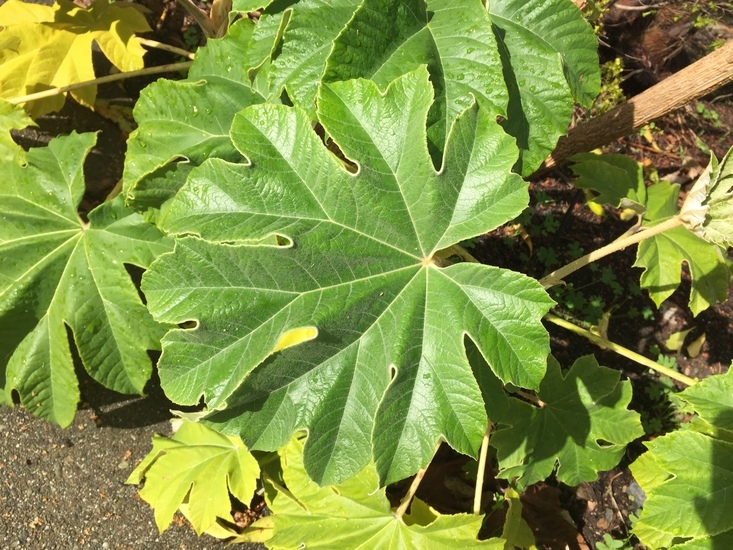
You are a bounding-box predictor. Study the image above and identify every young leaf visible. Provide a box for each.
[634,181,729,316]
[122,18,265,209]
[490,355,643,489]
[142,67,553,486]
[126,419,260,535]
[569,152,647,213]
[0,0,150,116]
[703,148,733,248]
[488,0,600,174]
[0,132,172,426]
[242,437,504,549]
[682,147,733,249]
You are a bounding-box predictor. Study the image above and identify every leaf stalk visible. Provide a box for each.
[473,426,491,515]
[394,442,441,520]
[544,313,697,386]
[8,62,193,106]
[136,37,195,60]
[540,215,684,288]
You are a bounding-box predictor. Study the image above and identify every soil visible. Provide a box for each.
[3,2,733,549]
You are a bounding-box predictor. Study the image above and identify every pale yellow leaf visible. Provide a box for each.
[665,329,692,352]
[0,0,54,25]
[0,0,150,115]
[687,333,706,358]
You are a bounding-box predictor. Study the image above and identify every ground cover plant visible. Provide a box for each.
[1,0,733,547]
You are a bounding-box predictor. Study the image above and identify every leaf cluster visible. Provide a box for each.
[2,0,733,548]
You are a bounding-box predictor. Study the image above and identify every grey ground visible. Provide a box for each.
[0,376,263,550]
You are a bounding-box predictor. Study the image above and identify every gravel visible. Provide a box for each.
[0,376,264,550]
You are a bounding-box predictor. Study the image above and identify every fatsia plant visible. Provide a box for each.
[0,117,172,426]
[142,67,554,486]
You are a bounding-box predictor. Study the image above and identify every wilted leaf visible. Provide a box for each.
[239,437,503,549]
[490,355,643,489]
[0,0,150,116]
[142,68,553,486]
[665,328,693,352]
[127,420,260,534]
[634,181,729,316]
[687,333,706,358]
[0,132,171,426]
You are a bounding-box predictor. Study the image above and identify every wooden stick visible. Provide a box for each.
[537,40,733,173]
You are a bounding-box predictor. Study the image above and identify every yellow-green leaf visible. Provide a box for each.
[0,0,150,115]
[254,437,504,549]
[126,420,260,535]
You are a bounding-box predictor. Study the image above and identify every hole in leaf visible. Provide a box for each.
[124,263,147,305]
[178,320,198,330]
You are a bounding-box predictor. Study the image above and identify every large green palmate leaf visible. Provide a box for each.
[631,369,733,548]
[122,18,264,209]
[487,355,643,489]
[321,0,508,156]
[0,132,172,425]
[488,0,599,174]
[634,181,729,316]
[143,68,554,486]
[126,419,260,535]
[265,0,597,173]
[241,437,504,549]
[267,0,362,112]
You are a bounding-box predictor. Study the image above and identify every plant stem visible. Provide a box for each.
[136,37,195,60]
[8,62,193,106]
[473,426,491,515]
[394,442,441,520]
[514,390,546,408]
[540,216,684,288]
[545,313,697,386]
